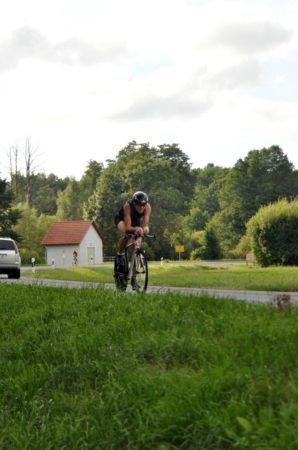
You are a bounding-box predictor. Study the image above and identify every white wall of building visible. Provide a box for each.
[80,226,103,264]
[45,245,79,267]
[44,226,103,267]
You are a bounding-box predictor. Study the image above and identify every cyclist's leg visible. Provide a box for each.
[117,220,127,252]
[114,262,127,290]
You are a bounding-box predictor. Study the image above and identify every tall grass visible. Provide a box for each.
[1,283,298,449]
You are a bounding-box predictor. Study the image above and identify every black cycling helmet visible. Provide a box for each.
[132,191,149,205]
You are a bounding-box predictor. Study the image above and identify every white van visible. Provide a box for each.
[0,238,21,279]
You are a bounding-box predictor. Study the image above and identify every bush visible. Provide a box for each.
[232,234,252,259]
[247,198,298,266]
[190,228,221,260]
[19,248,46,265]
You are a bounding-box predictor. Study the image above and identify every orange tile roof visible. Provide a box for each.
[41,220,103,245]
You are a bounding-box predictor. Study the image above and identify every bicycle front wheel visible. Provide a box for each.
[114,256,127,291]
[132,249,148,292]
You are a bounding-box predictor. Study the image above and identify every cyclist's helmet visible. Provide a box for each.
[132,191,148,206]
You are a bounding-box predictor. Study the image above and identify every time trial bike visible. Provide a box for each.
[114,233,155,292]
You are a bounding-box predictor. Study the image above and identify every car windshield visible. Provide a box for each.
[0,240,15,251]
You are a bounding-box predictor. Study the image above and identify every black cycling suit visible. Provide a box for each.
[114,199,145,227]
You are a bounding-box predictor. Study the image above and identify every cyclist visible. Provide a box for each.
[72,250,78,266]
[114,191,151,252]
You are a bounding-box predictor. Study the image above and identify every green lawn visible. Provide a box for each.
[23,263,298,291]
[1,283,298,449]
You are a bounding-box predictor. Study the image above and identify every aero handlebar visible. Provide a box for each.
[124,233,156,240]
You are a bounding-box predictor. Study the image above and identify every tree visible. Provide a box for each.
[84,160,125,253]
[189,227,221,260]
[79,160,103,203]
[84,142,194,257]
[0,177,20,239]
[56,178,83,220]
[13,204,56,263]
[213,146,298,255]
[7,146,20,200]
[157,143,196,203]
[187,164,228,230]
[54,160,103,220]
[7,138,41,206]
[24,138,40,205]
[30,173,70,215]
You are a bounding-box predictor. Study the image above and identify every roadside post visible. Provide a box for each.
[175,245,185,261]
[246,251,254,266]
[31,257,36,273]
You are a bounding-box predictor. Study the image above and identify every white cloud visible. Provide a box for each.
[0,26,127,72]
[112,59,261,120]
[0,0,298,180]
[209,21,292,54]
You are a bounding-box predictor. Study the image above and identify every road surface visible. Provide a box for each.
[1,275,298,307]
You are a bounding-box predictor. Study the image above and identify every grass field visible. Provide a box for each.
[1,283,298,449]
[23,263,298,291]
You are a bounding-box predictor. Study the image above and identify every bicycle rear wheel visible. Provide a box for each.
[132,249,148,292]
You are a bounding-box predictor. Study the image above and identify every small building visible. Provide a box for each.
[41,220,104,267]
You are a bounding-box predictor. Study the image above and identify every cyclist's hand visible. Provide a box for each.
[134,227,143,236]
[143,226,149,235]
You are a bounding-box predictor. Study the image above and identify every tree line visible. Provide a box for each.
[1,141,298,263]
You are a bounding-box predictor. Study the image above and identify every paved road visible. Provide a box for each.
[1,276,298,307]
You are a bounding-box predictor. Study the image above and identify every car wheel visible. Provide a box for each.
[9,270,21,279]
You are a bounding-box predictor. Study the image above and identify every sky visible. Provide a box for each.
[0,0,298,180]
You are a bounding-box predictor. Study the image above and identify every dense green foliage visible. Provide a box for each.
[209,146,298,255]
[3,142,298,261]
[13,205,56,264]
[56,161,103,220]
[187,164,228,230]
[84,142,195,257]
[189,228,222,260]
[1,284,298,449]
[11,172,69,215]
[0,178,20,239]
[247,199,298,266]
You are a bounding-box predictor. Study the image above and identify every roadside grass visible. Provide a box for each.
[23,263,298,291]
[24,266,112,283]
[1,283,298,449]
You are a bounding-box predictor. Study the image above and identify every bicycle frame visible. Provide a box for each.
[125,235,141,281]
[113,233,155,292]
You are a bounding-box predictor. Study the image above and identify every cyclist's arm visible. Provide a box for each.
[123,203,143,234]
[143,203,151,234]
